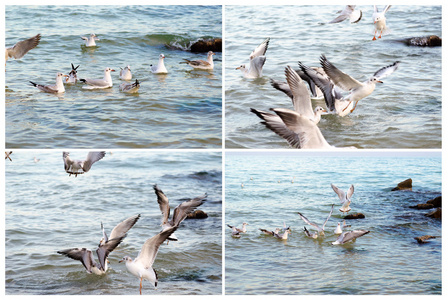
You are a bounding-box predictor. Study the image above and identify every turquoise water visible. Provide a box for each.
[5,151,222,295]
[225,5,441,149]
[225,152,441,294]
[5,5,222,148]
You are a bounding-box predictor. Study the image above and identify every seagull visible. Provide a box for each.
[270,67,326,100]
[33,157,40,163]
[120,65,132,80]
[299,62,353,116]
[273,228,291,240]
[332,184,354,213]
[119,226,178,294]
[283,221,290,232]
[66,63,80,84]
[372,5,392,40]
[227,222,248,236]
[57,214,140,275]
[5,33,41,64]
[62,151,106,177]
[320,54,400,113]
[181,51,215,70]
[298,204,335,236]
[29,72,68,93]
[154,184,207,243]
[80,67,115,89]
[236,37,269,78]
[5,151,12,161]
[329,5,362,24]
[332,230,370,245]
[304,226,318,239]
[81,33,99,47]
[119,79,140,93]
[259,228,280,236]
[151,54,167,74]
[334,223,343,234]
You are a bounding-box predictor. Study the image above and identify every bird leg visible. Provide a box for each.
[378,31,383,39]
[139,277,143,295]
[372,30,377,41]
[350,100,360,113]
[342,101,352,112]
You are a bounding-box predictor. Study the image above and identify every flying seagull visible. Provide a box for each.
[62,151,106,177]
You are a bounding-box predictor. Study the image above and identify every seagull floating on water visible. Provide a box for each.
[81,33,99,47]
[329,5,362,24]
[181,51,215,70]
[58,214,140,275]
[320,54,400,113]
[154,184,207,243]
[63,151,106,177]
[227,222,248,237]
[29,72,68,93]
[298,204,334,236]
[331,184,354,213]
[5,33,41,64]
[151,54,167,74]
[259,228,280,236]
[80,67,115,89]
[66,63,80,84]
[304,226,318,239]
[120,65,132,80]
[273,228,291,240]
[372,5,392,40]
[236,38,269,78]
[120,79,140,93]
[332,230,370,245]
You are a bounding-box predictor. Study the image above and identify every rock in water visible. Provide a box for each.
[187,210,208,219]
[392,178,412,191]
[404,35,441,47]
[414,235,436,244]
[190,38,222,52]
[427,196,441,208]
[425,208,441,219]
[344,213,365,219]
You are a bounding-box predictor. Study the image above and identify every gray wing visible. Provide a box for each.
[260,228,274,235]
[248,56,266,76]
[331,184,346,203]
[297,212,320,231]
[270,79,293,100]
[320,54,363,91]
[340,230,370,244]
[7,33,41,59]
[82,78,110,87]
[372,61,400,80]
[250,108,302,149]
[57,248,94,273]
[328,5,354,23]
[35,84,58,93]
[82,151,106,172]
[109,214,141,240]
[294,68,319,98]
[62,152,72,172]
[346,185,355,200]
[285,66,314,118]
[135,226,178,268]
[271,108,331,149]
[171,193,207,226]
[186,59,210,67]
[250,37,270,58]
[322,204,335,229]
[96,236,126,271]
[383,5,392,14]
[154,184,171,226]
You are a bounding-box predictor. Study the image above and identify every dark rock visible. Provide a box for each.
[414,235,436,244]
[409,203,434,209]
[425,208,441,219]
[343,213,365,219]
[427,196,441,208]
[391,178,412,191]
[190,38,222,53]
[186,209,208,219]
[404,35,442,47]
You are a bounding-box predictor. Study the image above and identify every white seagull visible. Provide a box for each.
[320,54,400,113]
[372,5,392,40]
[62,151,106,177]
[81,33,99,47]
[119,79,140,93]
[227,222,248,237]
[334,223,343,234]
[298,204,334,236]
[29,72,68,93]
[66,63,80,84]
[331,184,355,213]
[332,230,370,245]
[119,226,178,294]
[120,65,132,80]
[154,184,207,243]
[181,51,215,70]
[57,214,140,275]
[80,67,115,89]
[151,54,167,74]
[329,5,362,24]
[273,228,291,240]
[5,33,41,64]
[236,37,269,78]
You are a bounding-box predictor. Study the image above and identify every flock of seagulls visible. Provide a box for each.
[58,184,207,294]
[230,182,370,246]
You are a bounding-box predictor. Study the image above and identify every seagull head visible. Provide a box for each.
[119,256,133,263]
[236,64,246,70]
[208,51,215,57]
[159,54,165,59]
[105,67,116,73]
[370,77,383,84]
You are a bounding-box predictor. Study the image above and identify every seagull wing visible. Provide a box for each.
[340,230,370,244]
[260,228,274,235]
[331,184,346,203]
[382,5,392,14]
[285,66,314,119]
[320,54,363,91]
[171,193,207,226]
[135,226,178,268]
[329,5,354,23]
[109,214,141,240]
[372,61,400,80]
[96,236,126,271]
[248,56,266,77]
[346,184,355,200]
[82,78,111,87]
[270,79,293,100]
[322,204,335,230]
[62,152,72,172]
[7,34,41,59]
[154,184,171,226]
[57,248,94,273]
[82,151,106,172]
[297,212,320,231]
[250,37,270,58]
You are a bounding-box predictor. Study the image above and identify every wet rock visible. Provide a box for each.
[427,196,441,208]
[410,203,434,209]
[391,178,412,191]
[404,35,441,47]
[414,235,436,244]
[190,38,222,52]
[186,210,208,219]
[425,208,441,219]
[343,213,365,219]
